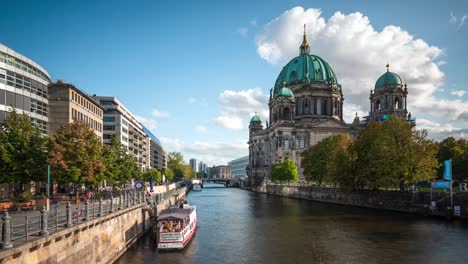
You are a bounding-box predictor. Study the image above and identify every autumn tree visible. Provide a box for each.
[49,121,104,187]
[271,159,298,181]
[0,111,49,185]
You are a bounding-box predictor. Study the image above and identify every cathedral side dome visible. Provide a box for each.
[250,114,261,123]
[375,64,402,89]
[276,86,294,98]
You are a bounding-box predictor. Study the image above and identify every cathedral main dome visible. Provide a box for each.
[375,64,402,89]
[274,53,338,92]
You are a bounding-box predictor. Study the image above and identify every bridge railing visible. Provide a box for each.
[0,190,147,249]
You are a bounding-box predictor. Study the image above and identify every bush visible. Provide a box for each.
[18,191,32,202]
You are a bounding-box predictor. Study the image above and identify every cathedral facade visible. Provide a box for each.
[248,27,412,180]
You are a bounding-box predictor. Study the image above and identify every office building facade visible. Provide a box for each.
[0,43,50,133]
[228,156,248,178]
[48,81,103,141]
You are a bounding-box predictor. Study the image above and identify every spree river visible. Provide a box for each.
[117,183,468,264]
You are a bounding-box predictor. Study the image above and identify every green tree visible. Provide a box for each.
[49,121,104,187]
[301,134,352,186]
[0,111,49,184]
[102,136,140,185]
[271,159,298,181]
[167,152,194,180]
[164,167,175,182]
[437,137,466,181]
[141,168,162,182]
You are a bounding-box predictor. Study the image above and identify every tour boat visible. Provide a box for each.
[192,184,202,192]
[157,202,197,250]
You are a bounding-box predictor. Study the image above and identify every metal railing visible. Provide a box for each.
[0,190,147,249]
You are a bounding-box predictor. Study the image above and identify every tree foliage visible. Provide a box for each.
[102,136,140,185]
[437,137,468,182]
[0,111,49,184]
[141,168,162,183]
[301,116,439,190]
[301,134,353,185]
[49,121,104,186]
[167,152,196,180]
[271,159,298,181]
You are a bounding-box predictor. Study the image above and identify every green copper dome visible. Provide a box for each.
[375,66,402,88]
[274,54,338,92]
[277,86,294,98]
[250,114,261,123]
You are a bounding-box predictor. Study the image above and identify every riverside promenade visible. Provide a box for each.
[0,187,186,264]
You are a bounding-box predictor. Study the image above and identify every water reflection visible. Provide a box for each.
[116,183,468,264]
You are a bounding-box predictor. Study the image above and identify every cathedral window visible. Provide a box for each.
[284,140,290,149]
[284,107,291,120]
[375,100,381,111]
[310,97,315,114]
[395,97,400,109]
[323,98,328,115]
[297,138,305,149]
[317,98,321,115]
[297,98,303,115]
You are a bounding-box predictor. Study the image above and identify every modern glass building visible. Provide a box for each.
[228,156,249,178]
[0,43,50,133]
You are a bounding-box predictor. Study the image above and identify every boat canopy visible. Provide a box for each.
[158,208,192,220]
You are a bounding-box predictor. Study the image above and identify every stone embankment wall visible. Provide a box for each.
[247,181,468,219]
[0,187,186,264]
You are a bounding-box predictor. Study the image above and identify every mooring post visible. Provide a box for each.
[66,202,72,227]
[1,212,12,248]
[40,206,49,236]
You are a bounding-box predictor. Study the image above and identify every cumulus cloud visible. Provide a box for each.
[160,137,248,165]
[215,115,244,130]
[135,115,157,131]
[255,6,468,135]
[451,90,466,97]
[417,118,468,141]
[215,88,269,130]
[151,109,170,118]
[238,27,248,38]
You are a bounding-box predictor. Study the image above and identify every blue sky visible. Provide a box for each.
[1,0,467,165]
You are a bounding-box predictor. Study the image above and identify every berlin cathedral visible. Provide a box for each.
[248,26,412,180]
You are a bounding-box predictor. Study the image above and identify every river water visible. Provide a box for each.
[116,183,468,264]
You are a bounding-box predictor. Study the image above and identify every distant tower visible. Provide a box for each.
[369,64,408,121]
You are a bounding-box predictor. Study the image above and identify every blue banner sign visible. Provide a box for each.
[443,160,452,181]
[432,181,450,189]
[150,176,154,192]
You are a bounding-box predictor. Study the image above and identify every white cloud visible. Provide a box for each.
[151,109,170,118]
[160,137,248,165]
[450,11,458,24]
[255,6,468,134]
[343,103,367,123]
[215,88,269,130]
[135,115,157,131]
[215,115,244,130]
[458,15,468,30]
[187,97,208,106]
[451,90,466,97]
[238,27,248,38]
[195,125,207,133]
[416,118,468,141]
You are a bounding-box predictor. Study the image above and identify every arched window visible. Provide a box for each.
[375,100,381,111]
[323,98,328,115]
[394,97,400,109]
[284,107,291,120]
